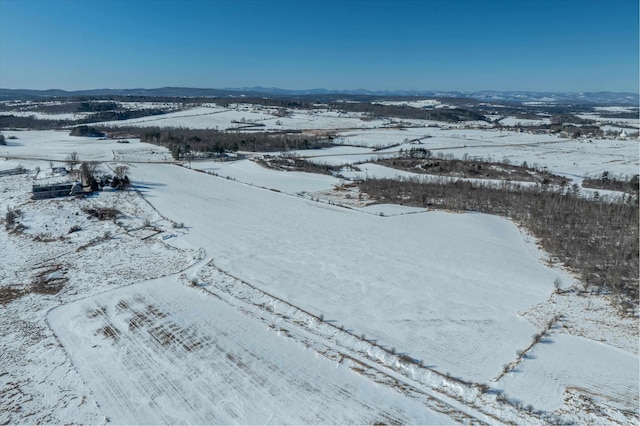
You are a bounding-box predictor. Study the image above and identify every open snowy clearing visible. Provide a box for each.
[328,127,638,179]
[129,164,567,383]
[94,105,389,131]
[0,110,94,121]
[130,163,638,413]
[374,99,441,108]
[0,129,166,164]
[192,158,341,194]
[48,277,452,425]
[499,117,551,126]
[576,113,640,130]
[499,333,638,413]
[2,124,638,424]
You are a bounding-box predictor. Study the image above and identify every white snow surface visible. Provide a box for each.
[499,116,551,126]
[94,104,387,131]
[0,111,92,120]
[499,334,638,413]
[327,127,639,178]
[2,121,638,425]
[132,163,564,383]
[192,159,340,194]
[0,129,170,164]
[375,99,441,108]
[49,277,450,425]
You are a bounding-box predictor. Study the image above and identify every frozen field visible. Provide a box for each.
[130,162,636,412]
[499,117,551,126]
[95,104,388,131]
[49,278,450,425]
[2,119,638,424]
[0,129,166,164]
[330,127,639,179]
[193,158,340,194]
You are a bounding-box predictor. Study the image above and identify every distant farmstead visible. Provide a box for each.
[32,182,83,199]
[0,166,27,177]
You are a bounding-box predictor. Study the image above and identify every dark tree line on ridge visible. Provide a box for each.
[100,126,333,159]
[0,108,169,130]
[582,171,640,194]
[0,115,73,130]
[359,177,639,310]
[381,149,570,185]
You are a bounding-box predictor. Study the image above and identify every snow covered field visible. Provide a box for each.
[0,110,93,120]
[49,277,452,424]
[499,117,551,126]
[193,158,340,194]
[0,130,160,164]
[132,163,564,383]
[2,108,639,424]
[95,104,388,131]
[85,102,639,179]
[329,128,639,180]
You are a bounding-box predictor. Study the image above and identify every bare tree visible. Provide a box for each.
[114,165,129,179]
[66,152,80,170]
[80,161,99,187]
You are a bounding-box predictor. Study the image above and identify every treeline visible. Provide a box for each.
[359,177,639,308]
[379,151,569,185]
[494,113,604,138]
[332,102,488,122]
[256,155,340,176]
[214,97,487,122]
[0,108,171,130]
[597,111,639,119]
[0,100,148,114]
[0,115,73,130]
[582,171,639,194]
[69,125,105,137]
[99,126,333,159]
[24,101,121,114]
[79,108,168,122]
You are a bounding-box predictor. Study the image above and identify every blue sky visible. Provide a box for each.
[0,0,638,92]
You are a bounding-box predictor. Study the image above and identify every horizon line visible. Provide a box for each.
[1,86,639,95]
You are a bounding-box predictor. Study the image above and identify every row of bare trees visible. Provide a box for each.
[99,126,333,159]
[359,177,639,309]
[64,152,129,191]
[582,171,639,194]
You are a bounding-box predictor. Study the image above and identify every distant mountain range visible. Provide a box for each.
[0,86,638,105]
[223,87,639,105]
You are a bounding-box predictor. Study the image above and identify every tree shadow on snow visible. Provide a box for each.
[132,181,167,190]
